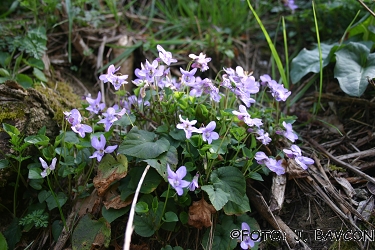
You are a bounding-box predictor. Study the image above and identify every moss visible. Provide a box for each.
[0,102,26,131]
[328,164,346,172]
[34,82,82,125]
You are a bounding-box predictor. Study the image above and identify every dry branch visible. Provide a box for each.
[307,137,375,185]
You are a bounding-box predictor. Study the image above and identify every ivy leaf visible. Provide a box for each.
[3,123,20,137]
[210,166,246,205]
[201,185,229,211]
[334,41,375,96]
[290,43,337,84]
[118,127,170,159]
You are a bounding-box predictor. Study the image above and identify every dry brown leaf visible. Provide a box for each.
[93,168,127,196]
[103,195,133,210]
[188,198,216,229]
[75,189,102,217]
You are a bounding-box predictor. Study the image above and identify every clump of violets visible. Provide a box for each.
[55,45,318,249]
[39,157,57,178]
[89,134,118,162]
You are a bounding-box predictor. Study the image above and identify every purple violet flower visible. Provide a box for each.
[98,107,127,131]
[99,65,128,91]
[232,105,263,128]
[256,129,272,145]
[283,145,314,170]
[86,91,106,114]
[254,151,269,164]
[189,77,221,103]
[167,164,190,196]
[137,59,164,83]
[71,123,93,138]
[197,121,219,144]
[64,109,82,126]
[176,114,199,139]
[39,157,57,178]
[283,144,302,158]
[285,0,298,11]
[89,134,118,162]
[254,152,285,175]
[268,81,291,102]
[189,52,211,72]
[157,45,177,66]
[260,74,272,86]
[99,64,118,83]
[295,156,314,170]
[239,222,259,249]
[180,68,197,85]
[282,121,298,142]
[188,173,199,191]
[265,158,285,175]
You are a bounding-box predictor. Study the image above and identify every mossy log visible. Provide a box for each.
[0,80,80,187]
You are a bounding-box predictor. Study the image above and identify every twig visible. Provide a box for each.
[336,148,375,161]
[123,165,150,250]
[307,137,375,185]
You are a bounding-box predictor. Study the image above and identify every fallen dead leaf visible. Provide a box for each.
[75,189,102,217]
[188,198,216,229]
[93,154,128,196]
